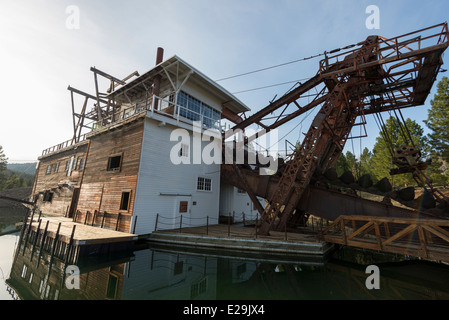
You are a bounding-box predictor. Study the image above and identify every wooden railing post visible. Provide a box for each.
[179,215,183,233]
[154,213,159,232]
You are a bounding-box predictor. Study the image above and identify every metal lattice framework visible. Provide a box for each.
[223,23,449,235]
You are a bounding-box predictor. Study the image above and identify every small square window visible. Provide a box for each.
[43,191,54,203]
[197,177,212,191]
[107,155,122,171]
[54,162,59,173]
[46,165,52,175]
[65,160,70,171]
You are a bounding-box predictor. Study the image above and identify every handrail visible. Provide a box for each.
[319,22,449,75]
[41,134,87,157]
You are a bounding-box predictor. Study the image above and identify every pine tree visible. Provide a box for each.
[0,145,8,189]
[424,76,449,162]
[370,116,427,187]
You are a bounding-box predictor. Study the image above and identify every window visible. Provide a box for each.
[71,158,77,170]
[65,160,70,171]
[179,143,189,158]
[21,265,27,278]
[176,91,221,129]
[197,177,212,191]
[190,277,207,299]
[107,155,122,171]
[119,191,131,211]
[179,201,188,213]
[54,162,59,173]
[79,158,85,170]
[106,274,119,299]
[46,165,52,175]
[43,191,54,203]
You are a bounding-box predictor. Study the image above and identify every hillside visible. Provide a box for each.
[7,163,37,176]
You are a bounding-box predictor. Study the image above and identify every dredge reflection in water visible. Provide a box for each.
[5,226,449,300]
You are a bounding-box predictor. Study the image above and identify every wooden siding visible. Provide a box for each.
[76,118,144,232]
[32,143,88,216]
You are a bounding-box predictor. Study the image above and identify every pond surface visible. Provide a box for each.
[1,206,449,301]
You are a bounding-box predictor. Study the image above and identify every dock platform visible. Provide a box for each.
[20,215,138,264]
[146,224,334,258]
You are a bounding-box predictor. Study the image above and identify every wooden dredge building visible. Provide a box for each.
[31,48,263,236]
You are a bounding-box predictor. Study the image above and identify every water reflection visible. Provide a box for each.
[5,227,449,300]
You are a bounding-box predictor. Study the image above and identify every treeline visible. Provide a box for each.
[336,76,449,189]
[0,145,36,191]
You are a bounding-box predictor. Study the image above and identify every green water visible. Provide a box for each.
[1,206,449,300]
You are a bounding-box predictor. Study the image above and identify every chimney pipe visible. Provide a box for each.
[155,47,164,65]
[152,47,164,109]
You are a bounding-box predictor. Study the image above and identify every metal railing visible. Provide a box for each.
[319,22,449,75]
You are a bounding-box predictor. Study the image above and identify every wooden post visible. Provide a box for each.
[132,215,138,234]
[92,210,97,226]
[418,225,429,258]
[255,216,258,239]
[154,213,159,232]
[65,225,76,264]
[84,211,89,225]
[115,213,121,231]
[284,223,287,241]
[101,212,106,228]
[206,216,209,235]
[340,219,347,245]
[179,215,183,233]
[36,220,49,267]
[374,221,383,251]
[30,219,42,261]
[50,223,62,258]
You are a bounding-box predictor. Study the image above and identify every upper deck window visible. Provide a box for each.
[176,91,221,129]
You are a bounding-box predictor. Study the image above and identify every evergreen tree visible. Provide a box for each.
[370,116,427,187]
[0,145,7,189]
[424,76,449,162]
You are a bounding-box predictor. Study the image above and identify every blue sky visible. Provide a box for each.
[0,0,448,162]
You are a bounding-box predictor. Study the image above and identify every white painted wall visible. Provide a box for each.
[133,117,221,234]
[219,182,264,223]
[121,249,218,299]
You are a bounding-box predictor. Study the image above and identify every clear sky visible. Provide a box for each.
[0,0,448,163]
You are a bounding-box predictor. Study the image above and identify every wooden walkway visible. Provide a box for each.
[322,215,449,264]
